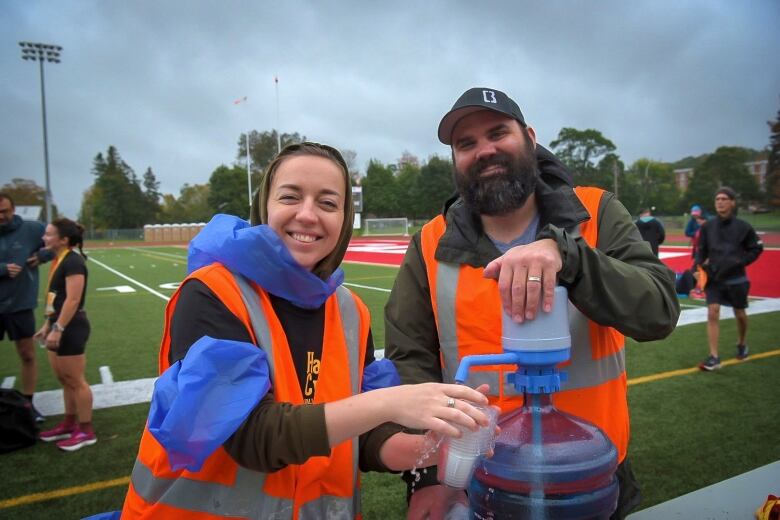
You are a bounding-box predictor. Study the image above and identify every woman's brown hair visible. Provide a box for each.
[250,142,354,280]
[51,217,88,259]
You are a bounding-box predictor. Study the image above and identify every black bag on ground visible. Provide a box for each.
[0,389,37,454]
[675,269,696,295]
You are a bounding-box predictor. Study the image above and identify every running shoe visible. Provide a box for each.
[56,429,97,452]
[736,344,749,360]
[39,422,76,442]
[699,355,721,371]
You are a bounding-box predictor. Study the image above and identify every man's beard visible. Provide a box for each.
[455,146,539,216]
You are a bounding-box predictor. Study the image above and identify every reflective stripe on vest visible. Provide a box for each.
[128,270,363,519]
[436,262,625,393]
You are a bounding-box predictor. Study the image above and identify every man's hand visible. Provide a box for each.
[26,254,40,268]
[6,263,22,278]
[483,238,562,323]
[407,484,467,520]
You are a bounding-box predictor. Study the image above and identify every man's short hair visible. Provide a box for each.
[715,187,737,200]
[0,192,14,208]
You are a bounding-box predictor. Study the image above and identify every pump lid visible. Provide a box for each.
[502,286,570,353]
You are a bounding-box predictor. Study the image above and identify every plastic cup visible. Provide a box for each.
[438,404,499,488]
[439,446,480,488]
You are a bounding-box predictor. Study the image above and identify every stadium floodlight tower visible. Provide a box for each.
[19,41,63,223]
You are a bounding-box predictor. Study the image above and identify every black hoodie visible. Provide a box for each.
[696,214,763,283]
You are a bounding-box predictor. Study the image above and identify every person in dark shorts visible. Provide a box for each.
[696,187,764,371]
[0,192,51,422]
[35,218,95,450]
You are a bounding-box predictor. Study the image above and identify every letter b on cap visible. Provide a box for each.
[482,90,497,104]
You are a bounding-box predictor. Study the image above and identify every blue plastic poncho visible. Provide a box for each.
[361,358,401,392]
[188,214,343,309]
[148,336,270,471]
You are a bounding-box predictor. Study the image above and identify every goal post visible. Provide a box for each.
[363,217,409,237]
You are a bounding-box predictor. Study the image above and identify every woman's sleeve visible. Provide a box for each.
[171,280,332,472]
[358,328,405,473]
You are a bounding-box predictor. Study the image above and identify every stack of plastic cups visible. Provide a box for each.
[438,404,499,489]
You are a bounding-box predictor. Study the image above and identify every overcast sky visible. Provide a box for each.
[2,1,779,218]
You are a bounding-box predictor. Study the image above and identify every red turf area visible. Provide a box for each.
[344,238,780,298]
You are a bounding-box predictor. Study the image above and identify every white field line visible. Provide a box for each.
[343,282,391,293]
[89,257,171,302]
[125,246,186,260]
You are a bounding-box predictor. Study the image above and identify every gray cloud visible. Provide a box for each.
[2,0,779,217]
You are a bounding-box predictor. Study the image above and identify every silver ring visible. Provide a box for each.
[527,275,542,283]
[446,397,456,408]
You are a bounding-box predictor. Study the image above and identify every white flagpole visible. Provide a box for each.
[234,96,253,209]
[246,130,252,209]
[275,76,281,153]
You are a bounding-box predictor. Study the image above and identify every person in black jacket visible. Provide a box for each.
[634,208,665,257]
[696,187,763,371]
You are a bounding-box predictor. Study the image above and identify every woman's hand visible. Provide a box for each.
[45,330,62,352]
[379,382,490,438]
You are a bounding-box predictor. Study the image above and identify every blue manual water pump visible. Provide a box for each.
[454,286,620,519]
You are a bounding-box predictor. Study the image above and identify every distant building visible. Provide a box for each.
[745,160,768,189]
[16,205,43,221]
[674,168,695,192]
[673,159,768,192]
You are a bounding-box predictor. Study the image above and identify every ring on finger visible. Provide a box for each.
[446,397,456,408]
[527,275,542,283]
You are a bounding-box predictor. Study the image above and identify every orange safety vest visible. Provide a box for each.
[420,187,629,462]
[122,263,370,519]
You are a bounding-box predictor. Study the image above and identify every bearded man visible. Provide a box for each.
[383,87,680,519]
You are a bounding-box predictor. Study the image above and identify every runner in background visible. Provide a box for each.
[696,187,763,371]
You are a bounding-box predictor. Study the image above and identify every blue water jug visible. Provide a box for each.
[454,287,619,519]
[467,392,618,519]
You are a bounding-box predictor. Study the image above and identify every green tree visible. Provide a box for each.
[142,167,162,223]
[78,186,97,234]
[237,130,306,188]
[396,155,422,218]
[622,159,679,215]
[0,178,59,219]
[416,155,455,218]
[89,146,149,229]
[159,184,212,223]
[550,128,617,188]
[362,159,398,217]
[766,106,780,207]
[208,164,249,219]
[684,146,760,212]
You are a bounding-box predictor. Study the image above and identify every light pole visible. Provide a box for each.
[275,75,281,153]
[19,41,62,223]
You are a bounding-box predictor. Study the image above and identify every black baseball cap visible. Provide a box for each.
[438,87,526,145]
